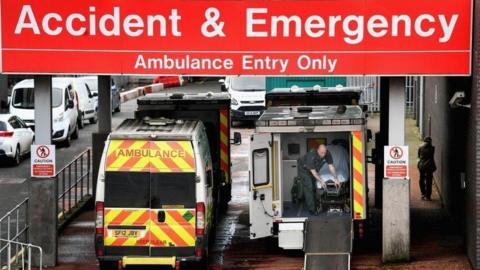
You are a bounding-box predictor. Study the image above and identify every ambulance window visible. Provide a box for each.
[252,148,269,186]
[104,172,150,208]
[151,173,196,209]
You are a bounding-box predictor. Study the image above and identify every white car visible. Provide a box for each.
[220,76,266,122]
[10,78,79,147]
[0,114,34,165]
[70,78,98,128]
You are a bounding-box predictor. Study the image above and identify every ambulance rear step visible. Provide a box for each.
[303,215,352,270]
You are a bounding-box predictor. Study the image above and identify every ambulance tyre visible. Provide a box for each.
[99,260,116,270]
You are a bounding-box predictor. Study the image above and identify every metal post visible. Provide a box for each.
[0,75,8,113]
[29,75,57,267]
[383,77,410,263]
[33,76,52,144]
[98,76,112,133]
[92,76,112,199]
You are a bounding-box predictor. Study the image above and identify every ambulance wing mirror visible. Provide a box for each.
[232,132,242,145]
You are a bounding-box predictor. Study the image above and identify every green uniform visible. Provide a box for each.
[297,149,333,213]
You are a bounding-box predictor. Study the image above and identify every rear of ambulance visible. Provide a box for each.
[95,139,202,269]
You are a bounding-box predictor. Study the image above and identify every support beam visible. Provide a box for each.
[30,75,57,267]
[0,75,8,113]
[383,77,410,263]
[34,76,52,144]
[375,77,390,208]
[388,77,406,145]
[98,76,112,133]
[92,76,112,197]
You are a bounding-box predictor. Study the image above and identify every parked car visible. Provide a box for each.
[81,76,121,113]
[71,78,98,128]
[0,114,35,165]
[10,78,79,147]
[152,75,183,87]
[219,76,266,122]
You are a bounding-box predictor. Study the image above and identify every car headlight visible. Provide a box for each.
[54,113,64,123]
[231,98,238,105]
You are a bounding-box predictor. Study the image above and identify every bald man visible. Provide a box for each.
[298,144,340,214]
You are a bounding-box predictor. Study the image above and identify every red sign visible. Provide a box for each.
[0,0,472,75]
[385,165,408,178]
[31,144,55,178]
[32,164,55,176]
[384,146,409,179]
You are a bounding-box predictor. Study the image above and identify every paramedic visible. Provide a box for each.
[298,144,340,214]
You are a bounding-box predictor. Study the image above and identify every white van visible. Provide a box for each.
[80,76,121,113]
[220,76,266,121]
[95,118,215,269]
[10,78,79,146]
[71,78,98,128]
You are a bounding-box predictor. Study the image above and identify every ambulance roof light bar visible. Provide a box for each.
[256,118,364,127]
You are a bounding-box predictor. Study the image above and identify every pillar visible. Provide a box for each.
[382,77,410,262]
[29,75,57,267]
[92,76,112,197]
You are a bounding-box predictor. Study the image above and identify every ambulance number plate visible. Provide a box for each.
[245,111,260,116]
[112,229,141,238]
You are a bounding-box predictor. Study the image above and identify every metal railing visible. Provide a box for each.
[56,148,92,228]
[347,76,381,112]
[405,76,420,118]
[0,239,42,270]
[0,198,38,270]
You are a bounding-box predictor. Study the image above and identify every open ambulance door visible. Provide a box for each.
[249,133,274,239]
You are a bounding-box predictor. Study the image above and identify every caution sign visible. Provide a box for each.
[384,145,409,179]
[106,140,196,173]
[31,144,55,177]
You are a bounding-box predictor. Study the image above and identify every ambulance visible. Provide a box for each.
[249,87,370,270]
[95,92,235,270]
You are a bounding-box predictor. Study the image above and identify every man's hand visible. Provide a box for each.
[317,179,326,189]
[334,178,341,189]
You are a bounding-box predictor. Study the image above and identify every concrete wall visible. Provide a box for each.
[424,0,479,267]
[468,0,480,267]
[423,77,469,217]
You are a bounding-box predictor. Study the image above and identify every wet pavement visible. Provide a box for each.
[52,117,472,270]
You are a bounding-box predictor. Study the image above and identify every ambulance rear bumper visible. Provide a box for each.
[98,254,201,267]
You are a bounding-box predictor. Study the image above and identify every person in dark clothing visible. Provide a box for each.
[298,144,339,214]
[418,137,436,201]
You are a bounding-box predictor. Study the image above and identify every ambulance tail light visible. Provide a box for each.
[95,202,104,235]
[196,202,205,235]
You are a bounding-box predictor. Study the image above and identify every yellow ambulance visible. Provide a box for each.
[95,118,215,270]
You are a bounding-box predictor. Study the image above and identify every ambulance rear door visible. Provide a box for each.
[103,140,197,256]
[103,140,151,256]
[149,141,197,255]
[249,133,274,239]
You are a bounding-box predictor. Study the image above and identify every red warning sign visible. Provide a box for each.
[31,145,56,177]
[384,146,409,179]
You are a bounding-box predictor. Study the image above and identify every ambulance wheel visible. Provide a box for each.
[99,260,116,270]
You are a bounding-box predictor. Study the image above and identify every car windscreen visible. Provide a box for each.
[151,173,196,209]
[12,87,63,108]
[0,121,7,131]
[104,172,150,208]
[231,77,265,91]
